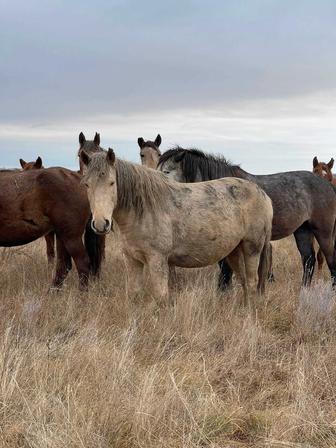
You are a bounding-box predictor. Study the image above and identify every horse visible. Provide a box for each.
[138,134,162,169]
[312,156,336,270]
[80,148,273,306]
[157,147,336,288]
[0,167,104,290]
[78,131,104,174]
[313,156,336,185]
[77,131,106,260]
[19,156,55,264]
[19,156,43,170]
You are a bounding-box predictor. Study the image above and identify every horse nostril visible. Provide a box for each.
[104,219,110,230]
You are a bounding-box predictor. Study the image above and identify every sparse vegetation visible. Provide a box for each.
[0,236,335,447]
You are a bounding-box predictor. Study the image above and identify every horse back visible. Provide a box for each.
[35,168,90,220]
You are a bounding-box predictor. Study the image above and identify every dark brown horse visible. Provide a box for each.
[158,147,336,288]
[313,156,336,270]
[0,167,104,290]
[20,156,55,264]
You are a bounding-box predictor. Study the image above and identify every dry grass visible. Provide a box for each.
[0,236,336,447]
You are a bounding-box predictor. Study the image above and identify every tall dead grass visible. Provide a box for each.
[0,236,335,447]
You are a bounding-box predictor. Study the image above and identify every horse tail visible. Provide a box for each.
[258,236,272,295]
[84,216,105,277]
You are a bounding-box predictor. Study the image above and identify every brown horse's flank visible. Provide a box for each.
[0,168,103,290]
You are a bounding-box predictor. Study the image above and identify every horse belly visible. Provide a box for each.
[169,237,241,268]
[0,221,49,247]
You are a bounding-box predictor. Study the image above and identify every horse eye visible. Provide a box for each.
[84,182,89,188]
[140,154,144,158]
[163,170,170,175]
[110,182,115,186]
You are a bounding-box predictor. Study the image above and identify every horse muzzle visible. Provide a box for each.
[91,218,113,235]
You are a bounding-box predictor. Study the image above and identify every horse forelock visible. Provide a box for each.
[84,152,177,217]
[158,146,242,181]
[143,141,160,153]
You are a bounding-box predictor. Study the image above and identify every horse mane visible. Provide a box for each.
[83,152,177,217]
[158,146,244,181]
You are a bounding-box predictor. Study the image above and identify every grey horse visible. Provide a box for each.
[158,147,336,288]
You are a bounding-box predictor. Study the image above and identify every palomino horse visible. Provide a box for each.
[312,156,336,270]
[0,167,104,290]
[80,149,273,305]
[158,147,336,287]
[20,156,55,264]
[138,134,162,168]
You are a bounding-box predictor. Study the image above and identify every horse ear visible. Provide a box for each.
[80,150,91,166]
[328,158,334,169]
[94,132,100,146]
[79,132,86,147]
[155,134,162,147]
[138,137,145,148]
[174,151,186,163]
[19,158,26,168]
[35,156,43,169]
[313,156,318,168]
[107,148,116,165]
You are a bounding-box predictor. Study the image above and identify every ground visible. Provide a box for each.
[0,235,335,448]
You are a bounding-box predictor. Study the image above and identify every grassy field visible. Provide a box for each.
[0,235,335,448]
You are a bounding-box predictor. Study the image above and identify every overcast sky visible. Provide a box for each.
[2,0,336,173]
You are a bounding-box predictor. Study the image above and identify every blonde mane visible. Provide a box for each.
[83,152,178,217]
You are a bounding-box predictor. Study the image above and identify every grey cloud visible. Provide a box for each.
[2,0,336,123]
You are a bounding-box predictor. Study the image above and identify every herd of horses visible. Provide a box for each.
[1,132,336,306]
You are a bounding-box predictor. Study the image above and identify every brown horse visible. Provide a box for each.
[312,156,336,269]
[138,134,162,169]
[0,167,104,290]
[313,156,336,185]
[20,156,55,264]
[19,156,43,170]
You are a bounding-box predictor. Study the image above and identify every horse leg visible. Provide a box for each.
[62,237,90,291]
[45,232,55,265]
[169,265,178,292]
[51,238,72,290]
[294,225,315,286]
[124,253,144,298]
[146,255,169,304]
[268,244,275,282]
[227,245,248,306]
[317,247,324,270]
[312,230,336,286]
[217,258,233,291]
